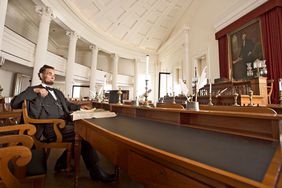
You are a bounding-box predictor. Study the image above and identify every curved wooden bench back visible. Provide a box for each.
[157,103,184,109]
[200,105,277,114]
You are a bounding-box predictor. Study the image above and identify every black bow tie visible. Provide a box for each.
[45,86,54,91]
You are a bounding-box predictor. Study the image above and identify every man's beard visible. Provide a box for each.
[45,81,54,85]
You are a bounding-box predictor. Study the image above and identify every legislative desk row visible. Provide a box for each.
[74,103,282,188]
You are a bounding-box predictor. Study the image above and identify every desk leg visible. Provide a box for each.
[74,132,81,188]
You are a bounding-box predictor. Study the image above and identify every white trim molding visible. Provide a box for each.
[214,0,267,32]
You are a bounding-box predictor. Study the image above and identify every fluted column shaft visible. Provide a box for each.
[133,58,139,98]
[89,45,98,97]
[65,31,79,98]
[183,27,191,93]
[0,0,8,53]
[32,6,54,85]
[112,54,119,90]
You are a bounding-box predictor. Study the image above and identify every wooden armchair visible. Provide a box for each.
[0,124,46,188]
[22,100,72,174]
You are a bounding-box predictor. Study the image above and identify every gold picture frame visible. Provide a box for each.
[228,19,264,80]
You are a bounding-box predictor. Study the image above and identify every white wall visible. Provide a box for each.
[119,57,134,76]
[0,68,14,96]
[97,51,112,73]
[5,0,38,44]
[76,49,91,67]
[159,0,267,92]
[158,0,250,93]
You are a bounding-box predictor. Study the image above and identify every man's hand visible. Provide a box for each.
[33,88,48,97]
[80,105,91,110]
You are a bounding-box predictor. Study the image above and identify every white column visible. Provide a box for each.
[0,0,8,53]
[133,58,139,98]
[32,6,54,85]
[89,45,98,98]
[65,31,79,98]
[112,54,119,90]
[183,26,192,94]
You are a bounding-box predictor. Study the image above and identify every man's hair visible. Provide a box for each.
[38,64,54,80]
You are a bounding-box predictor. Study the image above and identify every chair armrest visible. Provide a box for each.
[0,146,32,188]
[0,135,34,149]
[22,100,66,143]
[23,118,65,129]
[0,124,36,135]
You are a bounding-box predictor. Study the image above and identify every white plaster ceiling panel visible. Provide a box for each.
[63,0,193,51]
[93,16,113,31]
[111,23,128,39]
[147,11,160,24]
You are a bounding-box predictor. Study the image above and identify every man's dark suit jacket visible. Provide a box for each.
[11,84,80,140]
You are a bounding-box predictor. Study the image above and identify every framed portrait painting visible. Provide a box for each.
[229,19,264,80]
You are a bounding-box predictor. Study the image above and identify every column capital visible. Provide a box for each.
[183,25,190,33]
[35,6,55,19]
[66,31,80,40]
[89,44,99,51]
[111,53,119,60]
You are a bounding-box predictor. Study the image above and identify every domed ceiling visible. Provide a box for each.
[63,0,193,51]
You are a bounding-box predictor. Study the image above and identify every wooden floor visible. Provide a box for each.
[46,149,143,188]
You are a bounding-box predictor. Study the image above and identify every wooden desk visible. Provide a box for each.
[74,107,282,187]
[92,101,111,110]
[70,100,93,108]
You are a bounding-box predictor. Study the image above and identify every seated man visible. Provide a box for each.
[11,64,115,182]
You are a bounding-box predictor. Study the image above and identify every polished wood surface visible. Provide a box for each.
[92,101,111,110]
[156,103,184,109]
[75,110,281,187]
[69,100,93,108]
[0,124,45,188]
[200,105,277,114]
[111,104,282,141]
[175,77,269,106]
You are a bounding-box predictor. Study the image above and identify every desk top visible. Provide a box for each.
[86,115,277,182]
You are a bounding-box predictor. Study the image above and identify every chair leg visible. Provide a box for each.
[45,148,51,160]
[32,176,45,188]
[66,146,72,176]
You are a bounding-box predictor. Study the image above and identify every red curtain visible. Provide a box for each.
[218,35,229,79]
[261,7,282,104]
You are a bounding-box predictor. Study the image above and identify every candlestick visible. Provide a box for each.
[209,82,212,93]
[248,90,254,106]
[143,79,151,108]
[208,91,213,106]
[233,92,240,106]
[279,78,282,91]
[117,88,123,105]
[172,92,176,104]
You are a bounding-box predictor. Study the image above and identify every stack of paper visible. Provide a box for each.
[71,108,116,121]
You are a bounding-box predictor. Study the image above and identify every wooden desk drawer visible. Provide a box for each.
[128,151,209,188]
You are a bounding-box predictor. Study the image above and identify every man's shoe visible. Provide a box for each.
[89,166,116,183]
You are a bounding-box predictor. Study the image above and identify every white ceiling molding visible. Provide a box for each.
[40,0,157,60]
[214,0,268,32]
